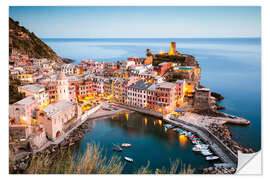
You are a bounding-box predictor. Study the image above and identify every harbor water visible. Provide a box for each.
[73,112,220,173]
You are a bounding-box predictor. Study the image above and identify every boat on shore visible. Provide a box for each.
[124,156,133,162]
[121,143,132,147]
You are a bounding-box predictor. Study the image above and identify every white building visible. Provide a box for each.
[120,60,135,71]
[18,84,49,107]
[61,64,76,75]
[37,100,76,140]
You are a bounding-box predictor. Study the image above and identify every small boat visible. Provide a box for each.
[201,150,213,156]
[113,147,123,152]
[195,144,209,148]
[163,124,174,129]
[112,143,123,152]
[192,147,202,152]
[186,132,193,137]
[206,156,219,161]
[124,156,133,162]
[121,143,132,147]
[192,146,208,152]
[190,137,200,141]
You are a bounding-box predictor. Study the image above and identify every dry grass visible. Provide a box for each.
[10,144,195,174]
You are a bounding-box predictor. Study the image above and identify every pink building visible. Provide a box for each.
[37,100,76,140]
[127,80,152,108]
[147,82,176,114]
[9,96,39,125]
[153,62,173,76]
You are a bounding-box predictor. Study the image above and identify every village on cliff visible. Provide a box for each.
[9,42,253,173]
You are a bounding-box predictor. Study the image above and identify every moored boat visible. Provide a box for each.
[195,144,209,148]
[124,156,133,162]
[206,156,219,161]
[121,143,132,147]
[112,143,123,152]
[163,124,174,129]
[201,150,213,156]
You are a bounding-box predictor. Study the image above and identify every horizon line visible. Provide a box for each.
[40,37,261,39]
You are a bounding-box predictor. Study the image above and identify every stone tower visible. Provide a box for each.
[169,42,176,55]
[56,72,69,101]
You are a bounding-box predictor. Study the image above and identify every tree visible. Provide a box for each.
[146,48,152,57]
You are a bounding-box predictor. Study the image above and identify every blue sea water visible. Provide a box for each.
[43,38,261,172]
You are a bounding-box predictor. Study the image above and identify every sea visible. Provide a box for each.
[43,38,261,173]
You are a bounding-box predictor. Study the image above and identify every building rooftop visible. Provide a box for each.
[176,80,185,84]
[129,80,152,90]
[14,96,36,106]
[19,84,45,93]
[148,82,175,90]
[42,100,74,118]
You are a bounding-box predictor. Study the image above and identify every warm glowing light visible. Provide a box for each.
[40,102,49,110]
[158,120,162,126]
[20,116,27,124]
[144,118,148,125]
[125,113,129,121]
[159,51,165,55]
[159,108,162,112]
[179,135,188,146]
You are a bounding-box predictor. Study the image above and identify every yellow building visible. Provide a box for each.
[18,73,33,83]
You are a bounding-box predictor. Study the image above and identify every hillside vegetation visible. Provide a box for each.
[9,18,60,60]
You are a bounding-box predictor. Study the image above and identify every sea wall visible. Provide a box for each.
[163,117,238,165]
[116,103,163,118]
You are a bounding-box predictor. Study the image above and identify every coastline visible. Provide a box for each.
[12,103,252,174]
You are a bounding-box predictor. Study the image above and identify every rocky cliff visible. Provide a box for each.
[9,18,60,60]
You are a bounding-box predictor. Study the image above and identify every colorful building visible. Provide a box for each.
[37,100,76,140]
[127,80,152,108]
[147,82,176,114]
[9,96,39,125]
[18,84,50,107]
[154,62,173,76]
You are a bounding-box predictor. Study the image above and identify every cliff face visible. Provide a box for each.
[9,18,60,60]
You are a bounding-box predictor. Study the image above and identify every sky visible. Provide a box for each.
[9,6,261,38]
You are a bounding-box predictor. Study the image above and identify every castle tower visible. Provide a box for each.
[169,42,176,55]
[56,72,69,101]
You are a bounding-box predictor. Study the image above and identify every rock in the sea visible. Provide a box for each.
[211,92,224,101]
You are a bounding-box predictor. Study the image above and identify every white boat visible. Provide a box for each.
[195,144,209,148]
[163,124,174,129]
[121,143,132,147]
[201,150,213,156]
[124,156,133,162]
[192,146,208,152]
[206,156,219,161]
[192,147,202,152]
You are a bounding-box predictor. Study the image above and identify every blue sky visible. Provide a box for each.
[9,6,261,38]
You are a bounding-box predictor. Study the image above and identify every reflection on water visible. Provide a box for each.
[75,112,216,174]
[125,113,129,121]
[144,117,147,125]
[179,135,188,147]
